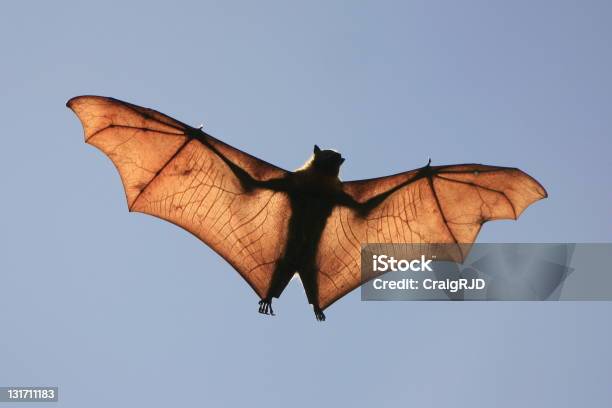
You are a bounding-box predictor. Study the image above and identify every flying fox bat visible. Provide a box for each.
[67,96,547,321]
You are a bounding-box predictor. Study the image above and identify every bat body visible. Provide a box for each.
[68,96,547,321]
[264,151,346,320]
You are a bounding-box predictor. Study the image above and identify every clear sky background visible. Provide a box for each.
[1,1,611,407]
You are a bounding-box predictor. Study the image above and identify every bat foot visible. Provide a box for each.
[258,299,275,316]
[313,306,326,322]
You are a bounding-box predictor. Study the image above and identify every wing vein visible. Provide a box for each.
[129,139,191,210]
[435,174,517,219]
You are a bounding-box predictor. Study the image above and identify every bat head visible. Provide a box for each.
[311,144,345,177]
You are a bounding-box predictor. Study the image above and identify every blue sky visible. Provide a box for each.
[1,1,611,407]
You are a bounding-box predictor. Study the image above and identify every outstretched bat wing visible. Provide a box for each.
[316,164,547,309]
[68,96,290,299]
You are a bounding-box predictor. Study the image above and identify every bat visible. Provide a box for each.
[67,96,547,321]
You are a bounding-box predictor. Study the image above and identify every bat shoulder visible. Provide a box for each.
[292,169,342,194]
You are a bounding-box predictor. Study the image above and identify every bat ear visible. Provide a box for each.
[314,144,321,154]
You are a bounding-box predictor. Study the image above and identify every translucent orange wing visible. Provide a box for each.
[316,164,547,309]
[68,96,290,299]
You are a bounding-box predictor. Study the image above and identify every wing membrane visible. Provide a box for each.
[316,164,547,309]
[68,95,290,298]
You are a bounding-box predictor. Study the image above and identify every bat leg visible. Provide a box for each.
[258,298,275,316]
[298,266,326,322]
[257,258,295,317]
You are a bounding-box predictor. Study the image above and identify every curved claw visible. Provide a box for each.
[258,299,275,316]
[313,306,326,322]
